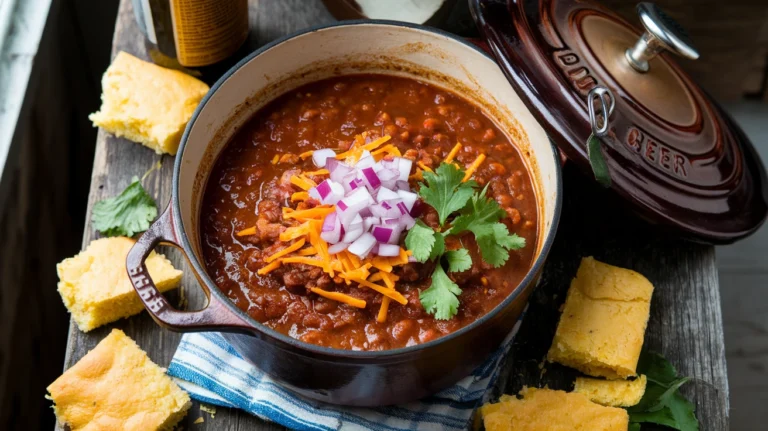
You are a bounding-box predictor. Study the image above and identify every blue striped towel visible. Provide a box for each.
[168,317,521,431]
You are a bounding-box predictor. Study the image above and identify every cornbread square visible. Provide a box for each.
[57,236,182,332]
[479,388,629,431]
[547,257,654,379]
[47,329,191,431]
[89,51,209,155]
[574,375,648,407]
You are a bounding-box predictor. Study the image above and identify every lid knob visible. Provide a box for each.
[624,2,699,73]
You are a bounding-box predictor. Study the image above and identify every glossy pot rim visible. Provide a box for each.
[171,19,564,359]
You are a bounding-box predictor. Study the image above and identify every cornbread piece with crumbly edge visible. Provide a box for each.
[89,51,209,155]
[57,236,182,332]
[47,329,191,431]
[479,387,629,431]
[547,257,654,379]
[574,375,648,407]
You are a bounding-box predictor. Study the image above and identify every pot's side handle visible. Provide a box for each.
[127,205,255,333]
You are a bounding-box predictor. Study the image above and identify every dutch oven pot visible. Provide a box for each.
[127,21,562,406]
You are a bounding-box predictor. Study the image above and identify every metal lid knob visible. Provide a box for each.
[625,2,699,73]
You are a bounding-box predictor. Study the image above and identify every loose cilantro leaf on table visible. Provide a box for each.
[418,163,476,225]
[405,162,527,320]
[419,264,461,320]
[92,176,158,237]
[627,351,699,431]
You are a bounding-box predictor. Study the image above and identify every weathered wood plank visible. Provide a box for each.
[492,166,729,430]
[58,0,729,430]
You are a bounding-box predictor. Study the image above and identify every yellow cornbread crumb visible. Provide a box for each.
[479,387,629,431]
[574,374,647,407]
[89,51,209,155]
[547,257,653,379]
[57,237,182,332]
[47,329,191,431]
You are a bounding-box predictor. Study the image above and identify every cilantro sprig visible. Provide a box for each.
[627,351,699,431]
[92,165,159,237]
[405,163,526,320]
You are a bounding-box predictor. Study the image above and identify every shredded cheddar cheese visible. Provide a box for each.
[303,169,329,176]
[254,132,422,315]
[445,143,462,163]
[340,263,372,282]
[265,238,306,263]
[236,226,257,237]
[417,162,434,173]
[371,144,402,160]
[462,154,486,182]
[337,135,391,163]
[377,297,391,323]
[354,278,407,304]
[291,191,310,202]
[296,246,317,256]
[279,222,311,241]
[257,260,281,275]
[282,205,335,221]
[290,175,316,191]
[409,168,423,181]
[310,287,366,309]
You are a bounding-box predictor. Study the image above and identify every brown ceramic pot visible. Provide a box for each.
[127,21,562,406]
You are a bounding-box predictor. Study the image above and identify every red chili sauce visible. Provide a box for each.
[200,75,538,350]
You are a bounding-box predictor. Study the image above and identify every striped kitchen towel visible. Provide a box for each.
[168,318,521,431]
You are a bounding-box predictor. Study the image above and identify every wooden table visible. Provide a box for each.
[58,0,730,429]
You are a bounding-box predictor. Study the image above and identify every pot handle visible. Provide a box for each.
[127,205,255,333]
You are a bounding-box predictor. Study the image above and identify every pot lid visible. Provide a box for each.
[470,0,768,244]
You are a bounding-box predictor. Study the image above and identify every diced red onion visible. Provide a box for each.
[310,179,344,205]
[320,213,342,243]
[399,213,416,229]
[312,149,337,167]
[337,200,348,211]
[348,214,363,230]
[408,255,417,263]
[364,217,380,231]
[382,217,399,225]
[361,167,381,189]
[377,168,399,181]
[328,242,349,254]
[396,158,413,181]
[396,190,418,211]
[322,212,336,232]
[395,180,410,191]
[377,244,400,257]
[343,226,364,243]
[372,226,394,243]
[328,160,353,184]
[376,187,399,202]
[397,202,408,216]
[386,224,404,244]
[348,232,376,258]
[356,153,374,169]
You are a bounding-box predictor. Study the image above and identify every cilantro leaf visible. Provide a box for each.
[450,188,526,267]
[92,176,158,237]
[405,220,436,262]
[637,351,679,386]
[418,163,476,225]
[429,232,446,261]
[444,249,472,272]
[629,424,641,431]
[627,351,699,431]
[420,264,462,320]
